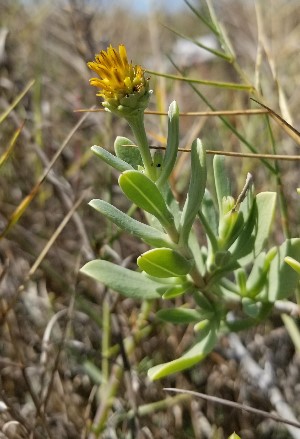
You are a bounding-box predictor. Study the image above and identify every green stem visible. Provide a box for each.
[92,300,153,436]
[146,69,251,91]
[115,394,191,424]
[126,112,156,180]
[265,115,291,238]
[101,297,110,383]
[204,0,291,238]
[169,59,276,174]
[165,222,180,243]
[189,265,206,290]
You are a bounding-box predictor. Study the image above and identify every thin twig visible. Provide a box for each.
[164,387,300,430]
[21,368,54,439]
[75,107,268,116]
[149,144,300,161]
[274,300,300,317]
[0,107,92,240]
[4,309,53,438]
[232,173,253,211]
[28,193,87,277]
[251,98,300,144]
[228,333,300,438]
[40,278,77,415]
[0,386,32,436]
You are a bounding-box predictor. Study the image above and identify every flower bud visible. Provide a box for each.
[87,44,151,117]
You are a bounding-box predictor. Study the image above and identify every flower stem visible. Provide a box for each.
[126,112,156,180]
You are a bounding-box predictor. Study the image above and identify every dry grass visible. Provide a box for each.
[0,1,300,438]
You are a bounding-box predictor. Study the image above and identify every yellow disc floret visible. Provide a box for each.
[87,44,151,116]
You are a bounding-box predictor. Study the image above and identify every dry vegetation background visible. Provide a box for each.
[0,0,300,438]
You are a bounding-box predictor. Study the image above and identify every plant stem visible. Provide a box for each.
[91,300,153,436]
[101,296,110,383]
[126,112,156,180]
[115,394,190,424]
[265,115,291,238]
[205,0,291,238]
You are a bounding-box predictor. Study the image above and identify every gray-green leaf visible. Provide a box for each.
[91,145,134,172]
[137,247,192,278]
[114,136,143,169]
[264,238,300,301]
[89,199,172,248]
[213,155,231,214]
[156,308,206,324]
[156,101,179,188]
[119,170,174,227]
[81,260,161,300]
[179,139,207,245]
[148,323,218,380]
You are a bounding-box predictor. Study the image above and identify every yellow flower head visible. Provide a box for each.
[87,44,151,116]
